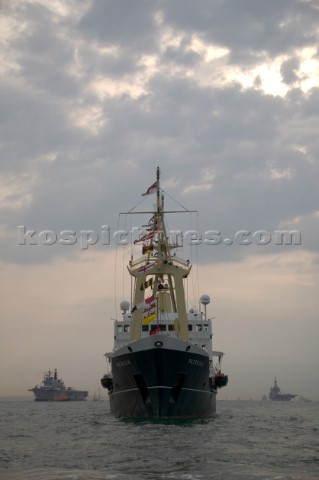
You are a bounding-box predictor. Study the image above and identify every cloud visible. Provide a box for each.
[161,0,319,59]
[78,0,161,51]
[281,57,301,84]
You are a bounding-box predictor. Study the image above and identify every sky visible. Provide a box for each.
[0,0,318,401]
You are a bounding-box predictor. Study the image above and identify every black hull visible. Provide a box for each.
[107,336,217,419]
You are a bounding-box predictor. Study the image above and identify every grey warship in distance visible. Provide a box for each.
[269,377,297,401]
[29,369,88,401]
[101,167,228,419]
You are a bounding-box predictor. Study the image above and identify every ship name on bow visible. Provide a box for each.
[115,360,132,368]
[188,359,204,367]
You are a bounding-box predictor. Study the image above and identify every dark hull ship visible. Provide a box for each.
[106,336,216,418]
[101,168,228,419]
[269,378,297,401]
[29,369,88,401]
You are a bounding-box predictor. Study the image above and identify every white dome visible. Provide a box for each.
[120,300,130,312]
[200,294,211,305]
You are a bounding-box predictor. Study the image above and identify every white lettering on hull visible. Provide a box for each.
[115,360,132,368]
[188,359,204,367]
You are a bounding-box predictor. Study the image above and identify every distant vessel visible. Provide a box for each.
[101,168,228,419]
[29,369,88,401]
[269,378,297,401]
[298,395,311,403]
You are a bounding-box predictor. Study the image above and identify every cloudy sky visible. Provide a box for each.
[1,0,318,401]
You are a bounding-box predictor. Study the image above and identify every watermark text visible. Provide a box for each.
[17,225,302,249]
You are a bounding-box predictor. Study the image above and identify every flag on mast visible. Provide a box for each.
[140,278,153,291]
[131,301,147,314]
[134,231,155,245]
[142,181,157,196]
[143,313,157,325]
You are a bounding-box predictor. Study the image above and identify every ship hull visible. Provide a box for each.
[269,396,295,401]
[30,389,88,401]
[108,335,217,419]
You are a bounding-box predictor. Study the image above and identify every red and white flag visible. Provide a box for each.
[134,231,155,245]
[145,294,155,305]
[142,181,157,196]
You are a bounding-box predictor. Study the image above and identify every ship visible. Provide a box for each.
[28,369,88,401]
[101,167,228,419]
[269,378,297,401]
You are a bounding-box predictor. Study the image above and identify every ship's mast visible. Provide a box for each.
[129,167,190,342]
[154,169,177,311]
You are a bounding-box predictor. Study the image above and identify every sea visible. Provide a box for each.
[0,399,318,480]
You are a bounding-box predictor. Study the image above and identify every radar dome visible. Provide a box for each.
[120,300,130,312]
[200,294,210,305]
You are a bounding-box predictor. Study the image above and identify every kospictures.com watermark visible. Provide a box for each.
[17,225,302,250]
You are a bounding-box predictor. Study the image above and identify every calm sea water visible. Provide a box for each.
[0,399,318,480]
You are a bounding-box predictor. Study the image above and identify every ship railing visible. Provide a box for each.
[129,255,190,271]
[170,256,191,268]
[129,256,157,269]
